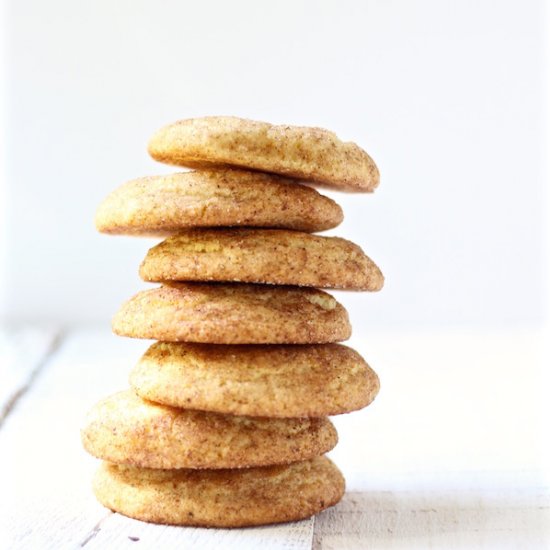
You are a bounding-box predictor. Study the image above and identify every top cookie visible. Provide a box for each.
[148,117,379,191]
[95,169,343,236]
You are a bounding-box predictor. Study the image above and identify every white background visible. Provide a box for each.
[1,5,550,542]
[1,0,547,330]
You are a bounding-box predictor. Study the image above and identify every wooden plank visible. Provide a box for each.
[0,326,59,422]
[83,514,313,549]
[312,489,550,549]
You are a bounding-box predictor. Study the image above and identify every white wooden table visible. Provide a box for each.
[1,327,549,549]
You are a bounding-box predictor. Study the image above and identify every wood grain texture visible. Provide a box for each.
[312,490,550,549]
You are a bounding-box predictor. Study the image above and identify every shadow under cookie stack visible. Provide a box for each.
[82,116,384,528]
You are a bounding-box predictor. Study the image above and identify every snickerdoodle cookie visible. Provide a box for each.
[130,342,379,417]
[93,456,345,527]
[81,390,337,469]
[139,229,383,290]
[112,283,351,344]
[95,169,342,236]
[148,116,379,191]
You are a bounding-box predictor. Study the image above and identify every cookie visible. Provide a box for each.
[139,229,384,291]
[148,116,379,191]
[93,456,345,527]
[130,342,380,417]
[112,283,351,344]
[95,169,342,235]
[81,390,337,469]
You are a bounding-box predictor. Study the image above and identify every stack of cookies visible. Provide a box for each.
[82,117,383,528]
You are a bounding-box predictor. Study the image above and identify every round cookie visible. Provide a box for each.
[139,229,384,291]
[93,456,345,527]
[130,342,380,417]
[148,116,379,191]
[95,169,342,236]
[81,390,337,469]
[112,283,351,344]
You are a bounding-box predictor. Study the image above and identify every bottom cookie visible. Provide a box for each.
[93,456,345,527]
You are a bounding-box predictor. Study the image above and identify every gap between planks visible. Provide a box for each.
[79,511,114,547]
[0,327,63,428]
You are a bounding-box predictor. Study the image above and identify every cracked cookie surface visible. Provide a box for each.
[131,342,379,417]
[140,228,384,290]
[95,169,343,235]
[94,456,345,527]
[82,390,337,469]
[148,116,379,191]
[112,283,351,344]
